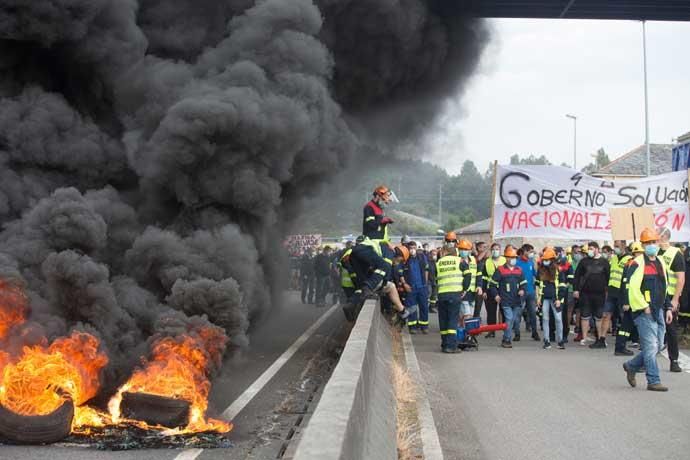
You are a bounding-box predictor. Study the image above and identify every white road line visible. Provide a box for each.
[173,303,340,460]
[402,331,444,460]
[173,449,204,460]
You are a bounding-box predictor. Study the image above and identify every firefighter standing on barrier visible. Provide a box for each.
[363,185,393,242]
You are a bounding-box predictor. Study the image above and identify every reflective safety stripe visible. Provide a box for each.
[660,247,680,295]
[679,312,690,318]
[365,216,375,222]
[617,330,631,337]
[468,256,477,292]
[384,258,392,265]
[407,320,418,326]
[418,321,429,325]
[374,269,387,276]
[440,330,457,335]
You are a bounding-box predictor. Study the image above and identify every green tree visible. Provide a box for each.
[582,148,611,174]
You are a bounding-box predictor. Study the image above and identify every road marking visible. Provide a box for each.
[174,303,340,460]
[173,449,204,460]
[402,331,444,460]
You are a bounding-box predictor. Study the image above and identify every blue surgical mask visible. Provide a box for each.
[645,244,658,257]
[574,253,583,262]
[587,250,595,258]
[492,249,500,258]
[614,247,622,256]
[459,250,470,258]
[508,258,517,266]
[543,260,552,267]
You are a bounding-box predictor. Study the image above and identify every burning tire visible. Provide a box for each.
[120,392,191,429]
[0,400,74,444]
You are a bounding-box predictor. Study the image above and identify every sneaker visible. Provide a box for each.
[580,339,587,346]
[543,341,552,349]
[630,342,640,349]
[647,383,668,392]
[441,347,458,354]
[514,334,521,342]
[501,341,513,349]
[623,362,636,387]
[615,349,634,356]
[574,333,583,342]
[532,332,541,341]
[670,361,682,373]
[557,341,566,350]
[409,328,417,335]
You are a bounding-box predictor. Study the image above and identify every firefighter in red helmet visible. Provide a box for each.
[363,185,393,243]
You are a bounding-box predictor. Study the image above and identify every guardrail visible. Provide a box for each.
[293,300,396,460]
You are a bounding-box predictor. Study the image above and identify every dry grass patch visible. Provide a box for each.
[391,327,422,460]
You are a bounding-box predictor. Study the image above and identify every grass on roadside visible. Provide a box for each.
[391,327,422,460]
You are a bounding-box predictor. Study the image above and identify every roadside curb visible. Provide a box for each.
[402,331,445,460]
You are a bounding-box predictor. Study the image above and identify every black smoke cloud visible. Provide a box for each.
[0,0,488,389]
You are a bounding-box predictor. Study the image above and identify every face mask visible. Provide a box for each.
[459,250,470,258]
[409,249,417,257]
[614,247,622,256]
[574,253,583,262]
[528,252,535,259]
[508,258,517,266]
[645,244,658,257]
[543,260,552,266]
[492,249,500,258]
[587,250,595,258]
[431,255,437,261]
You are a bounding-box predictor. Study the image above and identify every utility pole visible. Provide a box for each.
[438,183,443,225]
[642,20,651,176]
[566,114,577,169]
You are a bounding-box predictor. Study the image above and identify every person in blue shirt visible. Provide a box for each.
[401,241,430,334]
[515,244,540,342]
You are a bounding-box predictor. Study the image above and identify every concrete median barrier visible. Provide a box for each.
[293,299,396,460]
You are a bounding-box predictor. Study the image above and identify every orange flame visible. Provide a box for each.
[0,279,28,341]
[109,326,231,433]
[0,331,108,426]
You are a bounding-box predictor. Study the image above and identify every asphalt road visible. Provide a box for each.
[0,291,347,460]
[411,319,690,460]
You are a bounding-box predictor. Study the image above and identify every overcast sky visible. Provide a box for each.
[425,19,690,176]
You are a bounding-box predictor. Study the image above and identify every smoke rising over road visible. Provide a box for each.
[0,0,488,390]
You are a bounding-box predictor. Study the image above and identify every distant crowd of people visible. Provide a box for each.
[291,185,690,391]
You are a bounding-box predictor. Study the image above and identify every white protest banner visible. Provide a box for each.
[284,234,322,256]
[492,165,690,241]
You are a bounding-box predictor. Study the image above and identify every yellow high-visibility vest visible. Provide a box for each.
[628,255,669,312]
[659,246,680,296]
[436,255,464,294]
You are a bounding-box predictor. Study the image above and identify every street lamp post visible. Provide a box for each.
[642,21,651,176]
[566,114,577,169]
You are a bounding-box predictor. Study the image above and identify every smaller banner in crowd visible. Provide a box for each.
[492,165,690,241]
[284,234,322,256]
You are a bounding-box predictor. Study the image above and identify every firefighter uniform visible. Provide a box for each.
[608,252,633,352]
[490,263,527,345]
[435,253,464,352]
[402,252,430,332]
[363,200,390,242]
[658,245,684,369]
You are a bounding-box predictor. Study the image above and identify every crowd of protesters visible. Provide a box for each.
[290,185,690,391]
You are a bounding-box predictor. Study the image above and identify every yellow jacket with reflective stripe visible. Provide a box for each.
[467,255,477,292]
[608,254,631,289]
[339,249,355,288]
[483,257,506,286]
[359,237,382,257]
[659,246,680,296]
[628,255,669,312]
[436,255,464,294]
